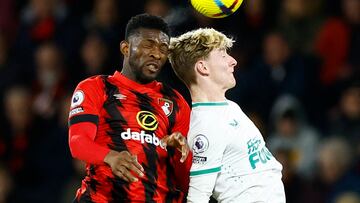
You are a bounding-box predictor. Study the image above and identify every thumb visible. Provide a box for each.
[160,135,170,149]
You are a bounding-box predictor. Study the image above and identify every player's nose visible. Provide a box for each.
[229,55,237,68]
[149,47,162,60]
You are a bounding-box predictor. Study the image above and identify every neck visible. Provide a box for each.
[120,64,135,80]
[189,83,227,103]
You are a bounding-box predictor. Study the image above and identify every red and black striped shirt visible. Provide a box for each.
[68,71,191,202]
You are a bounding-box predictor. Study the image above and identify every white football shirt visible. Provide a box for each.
[187,100,285,203]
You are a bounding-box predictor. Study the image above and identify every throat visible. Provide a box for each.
[189,86,226,103]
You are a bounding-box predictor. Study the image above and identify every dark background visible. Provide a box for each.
[0,0,359,202]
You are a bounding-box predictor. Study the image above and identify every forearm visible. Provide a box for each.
[69,122,110,164]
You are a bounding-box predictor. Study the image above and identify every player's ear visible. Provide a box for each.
[195,60,209,76]
[120,40,129,57]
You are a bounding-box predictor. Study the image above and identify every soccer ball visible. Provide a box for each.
[190,0,243,18]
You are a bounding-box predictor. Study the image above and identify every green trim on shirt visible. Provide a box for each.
[192,102,228,107]
[190,166,222,176]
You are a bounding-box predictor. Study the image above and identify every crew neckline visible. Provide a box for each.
[192,101,228,107]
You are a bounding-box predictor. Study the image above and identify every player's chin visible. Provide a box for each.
[142,71,159,82]
[228,79,236,88]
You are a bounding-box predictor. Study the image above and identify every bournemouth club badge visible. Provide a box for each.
[158,98,173,116]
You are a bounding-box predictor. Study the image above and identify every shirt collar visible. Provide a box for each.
[110,70,160,89]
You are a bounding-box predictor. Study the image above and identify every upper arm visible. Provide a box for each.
[68,78,104,134]
[187,121,227,201]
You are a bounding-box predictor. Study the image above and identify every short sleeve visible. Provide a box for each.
[188,121,227,177]
[68,77,104,127]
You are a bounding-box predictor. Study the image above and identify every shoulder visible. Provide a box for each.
[190,112,228,137]
[77,75,107,87]
[158,82,189,107]
[74,75,108,100]
[227,100,241,109]
[75,75,110,93]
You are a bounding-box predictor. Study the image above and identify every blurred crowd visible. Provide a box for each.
[0,0,359,202]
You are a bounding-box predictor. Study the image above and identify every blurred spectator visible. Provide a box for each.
[238,32,306,120]
[0,32,19,98]
[0,86,36,202]
[329,81,360,156]
[0,86,33,175]
[144,0,190,36]
[0,163,12,203]
[233,0,276,62]
[61,160,86,203]
[0,0,17,40]
[274,148,308,203]
[80,33,110,77]
[315,0,360,116]
[8,92,73,203]
[262,32,305,98]
[14,0,82,76]
[314,137,360,203]
[144,0,171,17]
[277,0,324,54]
[83,0,121,67]
[335,192,360,203]
[314,17,350,86]
[342,0,360,75]
[32,42,67,120]
[268,95,320,178]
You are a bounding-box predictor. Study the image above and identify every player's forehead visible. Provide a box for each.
[132,28,169,44]
[209,48,226,56]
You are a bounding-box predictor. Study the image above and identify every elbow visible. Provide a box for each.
[69,134,82,159]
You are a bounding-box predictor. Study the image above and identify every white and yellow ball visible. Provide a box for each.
[190,0,243,18]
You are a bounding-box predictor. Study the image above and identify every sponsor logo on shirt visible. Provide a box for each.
[69,107,84,116]
[192,134,209,154]
[71,90,84,108]
[121,128,165,149]
[247,138,273,169]
[136,111,158,131]
[158,98,173,116]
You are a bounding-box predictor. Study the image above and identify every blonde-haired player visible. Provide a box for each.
[169,28,286,203]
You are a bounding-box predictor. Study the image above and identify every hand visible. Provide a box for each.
[161,132,190,163]
[104,150,144,182]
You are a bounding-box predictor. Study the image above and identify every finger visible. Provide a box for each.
[165,132,180,147]
[121,155,144,174]
[175,132,182,140]
[180,144,190,163]
[120,153,144,170]
[114,170,130,182]
[121,167,139,182]
[125,155,144,174]
[176,135,186,146]
[131,155,144,172]
[160,135,169,148]
[128,163,145,177]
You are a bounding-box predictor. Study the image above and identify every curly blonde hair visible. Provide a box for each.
[169,28,234,86]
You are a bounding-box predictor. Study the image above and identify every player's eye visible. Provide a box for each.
[159,45,169,54]
[141,40,154,48]
[142,43,152,48]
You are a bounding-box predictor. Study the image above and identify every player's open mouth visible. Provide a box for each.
[146,62,160,72]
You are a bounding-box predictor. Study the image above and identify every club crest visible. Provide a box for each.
[158,98,173,116]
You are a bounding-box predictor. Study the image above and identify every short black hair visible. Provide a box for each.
[281,109,297,121]
[125,13,170,40]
